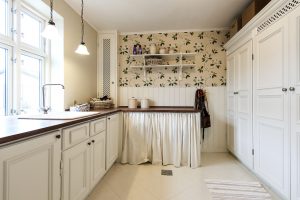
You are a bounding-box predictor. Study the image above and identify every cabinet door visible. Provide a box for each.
[227,53,236,153]
[235,40,253,169]
[90,131,106,189]
[0,131,61,200]
[289,6,300,200]
[253,17,290,198]
[106,113,119,170]
[62,140,90,200]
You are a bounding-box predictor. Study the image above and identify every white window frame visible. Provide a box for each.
[0,0,13,40]
[0,42,12,115]
[0,0,51,115]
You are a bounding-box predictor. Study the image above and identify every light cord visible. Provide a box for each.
[50,0,53,22]
[81,0,84,43]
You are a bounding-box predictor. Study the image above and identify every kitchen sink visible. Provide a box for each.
[18,111,100,120]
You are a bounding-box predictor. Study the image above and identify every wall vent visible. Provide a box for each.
[257,0,300,33]
[103,39,111,97]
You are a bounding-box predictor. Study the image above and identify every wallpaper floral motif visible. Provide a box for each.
[119,31,230,87]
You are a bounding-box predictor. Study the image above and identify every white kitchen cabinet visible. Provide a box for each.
[62,139,91,200]
[106,113,120,170]
[62,118,109,200]
[253,16,290,198]
[0,131,61,200]
[226,40,253,169]
[90,131,106,189]
[289,5,300,200]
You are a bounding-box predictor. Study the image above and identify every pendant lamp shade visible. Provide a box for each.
[42,0,58,40]
[75,42,90,55]
[75,0,89,55]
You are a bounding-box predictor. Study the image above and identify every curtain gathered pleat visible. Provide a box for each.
[121,112,201,168]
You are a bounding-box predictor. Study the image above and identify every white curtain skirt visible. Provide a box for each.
[121,112,201,168]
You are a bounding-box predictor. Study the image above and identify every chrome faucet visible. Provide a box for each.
[41,84,65,114]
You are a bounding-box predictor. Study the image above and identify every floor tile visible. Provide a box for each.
[86,153,281,200]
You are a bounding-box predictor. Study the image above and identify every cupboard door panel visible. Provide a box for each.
[289,5,300,200]
[63,123,90,150]
[0,131,61,200]
[227,54,236,95]
[90,131,106,189]
[227,53,236,154]
[227,112,235,153]
[106,113,119,170]
[235,41,253,169]
[253,17,290,198]
[62,141,90,200]
[90,118,106,136]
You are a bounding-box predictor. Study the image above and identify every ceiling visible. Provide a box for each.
[64,0,251,33]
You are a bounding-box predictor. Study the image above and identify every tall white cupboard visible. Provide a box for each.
[225,0,300,199]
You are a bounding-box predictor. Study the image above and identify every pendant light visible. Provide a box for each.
[42,0,58,40]
[75,0,90,55]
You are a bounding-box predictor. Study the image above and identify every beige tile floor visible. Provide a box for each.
[86,153,281,200]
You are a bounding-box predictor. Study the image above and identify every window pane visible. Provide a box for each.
[20,54,42,114]
[20,10,43,49]
[0,47,7,115]
[0,0,8,35]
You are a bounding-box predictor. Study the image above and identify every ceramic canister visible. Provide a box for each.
[140,98,149,109]
[150,44,157,54]
[128,98,138,109]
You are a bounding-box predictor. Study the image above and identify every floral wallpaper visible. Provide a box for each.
[119,30,230,87]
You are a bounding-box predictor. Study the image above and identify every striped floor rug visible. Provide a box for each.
[205,179,272,200]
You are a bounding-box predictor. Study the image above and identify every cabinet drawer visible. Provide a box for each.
[90,118,106,136]
[63,123,90,150]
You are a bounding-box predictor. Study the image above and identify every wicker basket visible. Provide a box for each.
[70,103,90,112]
[90,98,113,109]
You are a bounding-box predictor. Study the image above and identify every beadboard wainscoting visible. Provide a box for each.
[118,86,227,152]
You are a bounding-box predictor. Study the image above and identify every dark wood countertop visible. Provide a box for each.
[119,106,200,113]
[0,109,120,146]
[0,107,199,146]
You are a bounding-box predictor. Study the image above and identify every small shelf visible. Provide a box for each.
[130,53,196,58]
[129,52,196,81]
[130,64,196,68]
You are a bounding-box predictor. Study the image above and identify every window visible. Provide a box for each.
[0,1,50,116]
[0,46,8,115]
[20,9,44,49]
[0,0,8,36]
[20,53,43,113]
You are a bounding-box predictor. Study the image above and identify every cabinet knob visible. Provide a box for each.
[92,140,95,143]
[108,117,111,120]
[55,135,61,139]
[289,87,295,92]
[282,88,288,92]
[87,142,91,146]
